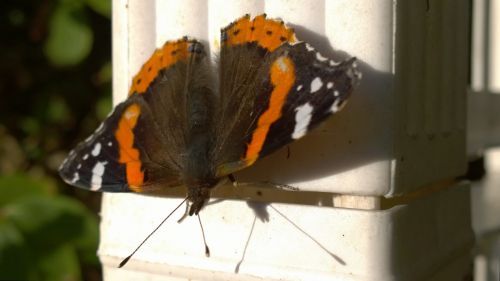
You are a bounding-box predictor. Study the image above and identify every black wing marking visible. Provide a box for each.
[260,42,360,156]
[59,100,138,192]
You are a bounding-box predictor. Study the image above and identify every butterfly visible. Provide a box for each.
[59,14,361,218]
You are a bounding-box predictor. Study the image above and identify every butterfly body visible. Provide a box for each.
[59,14,361,216]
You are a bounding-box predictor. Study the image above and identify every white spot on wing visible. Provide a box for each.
[334,90,340,97]
[310,77,323,93]
[329,60,340,66]
[305,43,315,51]
[85,135,94,143]
[296,85,303,91]
[276,56,288,72]
[292,103,314,139]
[77,164,82,170]
[95,122,104,133]
[327,82,334,89]
[125,110,139,120]
[91,142,101,156]
[316,52,327,61]
[83,154,89,160]
[108,141,112,147]
[90,161,107,191]
[71,172,79,184]
[330,99,347,113]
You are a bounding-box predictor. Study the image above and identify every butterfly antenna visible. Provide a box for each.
[118,197,189,268]
[198,214,210,257]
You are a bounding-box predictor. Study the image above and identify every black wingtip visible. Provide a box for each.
[343,56,357,66]
[118,256,131,268]
[345,57,362,82]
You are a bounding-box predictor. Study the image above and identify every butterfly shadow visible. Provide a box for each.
[233,200,346,274]
[204,183,347,272]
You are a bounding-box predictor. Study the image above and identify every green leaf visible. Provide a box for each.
[86,0,111,18]
[0,195,99,279]
[96,95,112,120]
[47,96,71,123]
[0,221,31,280]
[5,196,89,249]
[98,61,112,83]
[44,3,93,66]
[37,245,81,281]
[74,208,99,265]
[0,174,54,206]
[19,116,40,135]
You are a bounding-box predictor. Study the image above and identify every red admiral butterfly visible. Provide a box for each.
[59,14,360,225]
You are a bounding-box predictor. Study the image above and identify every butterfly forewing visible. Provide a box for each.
[60,38,214,192]
[257,43,359,156]
[59,100,141,192]
[214,16,360,177]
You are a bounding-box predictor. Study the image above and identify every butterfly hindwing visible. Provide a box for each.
[214,15,360,177]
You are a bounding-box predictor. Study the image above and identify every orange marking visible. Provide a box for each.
[226,14,251,46]
[244,56,296,165]
[223,14,296,51]
[115,103,144,191]
[129,39,193,95]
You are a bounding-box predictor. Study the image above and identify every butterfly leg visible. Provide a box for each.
[227,174,300,191]
[228,173,237,186]
[177,200,190,223]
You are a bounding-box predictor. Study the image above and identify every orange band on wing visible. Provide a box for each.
[115,103,144,191]
[244,56,296,165]
[223,14,296,51]
[128,39,193,96]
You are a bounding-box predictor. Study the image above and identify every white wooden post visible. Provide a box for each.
[100,1,473,280]
[468,0,500,154]
[469,0,500,280]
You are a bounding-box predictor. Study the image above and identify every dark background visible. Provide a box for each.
[0,0,112,280]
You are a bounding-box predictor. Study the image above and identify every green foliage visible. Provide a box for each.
[0,0,112,279]
[0,175,99,280]
[45,2,94,67]
[44,0,111,67]
[85,0,112,18]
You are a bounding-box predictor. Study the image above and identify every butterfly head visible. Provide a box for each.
[186,178,219,216]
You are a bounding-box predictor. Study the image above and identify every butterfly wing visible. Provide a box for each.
[213,15,361,177]
[59,98,179,192]
[60,38,213,192]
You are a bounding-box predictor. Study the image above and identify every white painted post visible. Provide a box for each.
[468,0,500,154]
[100,1,473,280]
[469,1,500,280]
